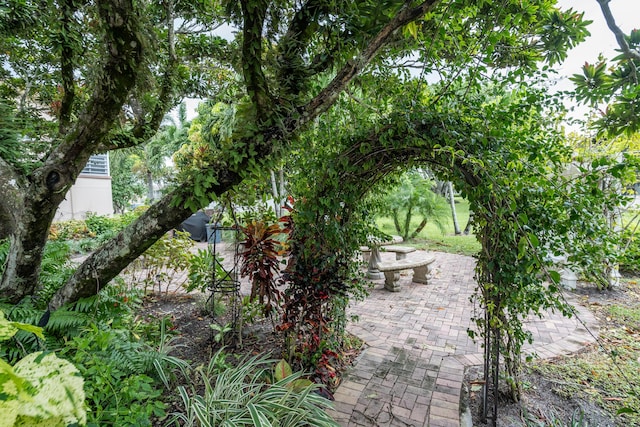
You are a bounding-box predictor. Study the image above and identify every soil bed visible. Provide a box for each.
[139,291,362,425]
[463,279,639,427]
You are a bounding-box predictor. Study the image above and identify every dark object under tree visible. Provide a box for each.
[176,211,211,242]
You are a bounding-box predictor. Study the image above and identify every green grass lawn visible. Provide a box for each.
[375,197,480,256]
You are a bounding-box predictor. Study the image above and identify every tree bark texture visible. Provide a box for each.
[0,0,145,303]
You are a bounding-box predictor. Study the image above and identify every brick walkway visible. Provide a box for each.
[329,251,599,427]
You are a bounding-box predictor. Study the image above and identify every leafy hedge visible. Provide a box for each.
[49,209,145,241]
[620,229,640,275]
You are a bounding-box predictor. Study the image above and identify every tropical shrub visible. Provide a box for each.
[49,210,144,243]
[1,278,186,427]
[278,199,370,370]
[61,327,169,427]
[53,286,183,426]
[49,219,94,240]
[84,212,120,236]
[619,228,640,275]
[123,231,194,294]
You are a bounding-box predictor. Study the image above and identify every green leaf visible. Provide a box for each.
[289,378,314,393]
[247,402,272,427]
[617,407,638,415]
[274,359,292,382]
[0,311,18,341]
[517,213,528,225]
[404,21,419,39]
[517,236,527,259]
[0,311,44,341]
[13,323,44,340]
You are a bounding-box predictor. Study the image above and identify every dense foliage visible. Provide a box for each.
[571,1,640,136]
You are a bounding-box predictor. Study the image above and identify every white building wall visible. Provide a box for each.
[55,174,114,221]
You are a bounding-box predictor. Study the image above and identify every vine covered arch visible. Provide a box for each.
[280,82,629,411]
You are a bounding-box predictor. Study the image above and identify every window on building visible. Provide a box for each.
[81,154,109,176]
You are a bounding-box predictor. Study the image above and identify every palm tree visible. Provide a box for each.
[132,103,191,202]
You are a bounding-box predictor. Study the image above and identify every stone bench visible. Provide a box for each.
[361,235,404,278]
[380,245,416,260]
[376,257,436,292]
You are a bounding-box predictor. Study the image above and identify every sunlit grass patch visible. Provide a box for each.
[375,197,480,256]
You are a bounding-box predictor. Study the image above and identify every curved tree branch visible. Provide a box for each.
[300,0,440,125]
[50,188,192,307]
[597,0,639,83]
[49,0,441,307]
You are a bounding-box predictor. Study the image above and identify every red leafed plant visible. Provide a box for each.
[239,212,292,316]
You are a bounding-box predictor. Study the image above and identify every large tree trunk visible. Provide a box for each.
[1,156,95,301]
[50,188,194,308]
[0,0,145,304]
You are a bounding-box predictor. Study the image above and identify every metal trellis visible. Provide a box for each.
[208,205,242,347]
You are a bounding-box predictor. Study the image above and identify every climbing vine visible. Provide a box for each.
[280,70,638,415]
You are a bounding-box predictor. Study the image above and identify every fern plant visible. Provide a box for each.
[36,240,75,304]
[0,299,47,363]
[60,320,181,426]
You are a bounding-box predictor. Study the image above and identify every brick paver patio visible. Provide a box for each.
[329,250,599,426]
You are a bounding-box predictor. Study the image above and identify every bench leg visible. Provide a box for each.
[383,271,402,292]
[412,263,433,284]
[367,248,384,279]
